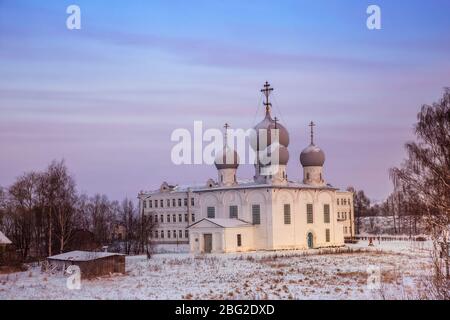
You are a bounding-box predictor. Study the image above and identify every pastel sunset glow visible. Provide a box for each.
[1,0,449,201]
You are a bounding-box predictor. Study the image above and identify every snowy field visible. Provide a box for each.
[0,240,434,300]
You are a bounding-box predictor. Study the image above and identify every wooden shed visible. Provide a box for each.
[0,231,13,266]
[47,251,125,279]
[0,231,12,248]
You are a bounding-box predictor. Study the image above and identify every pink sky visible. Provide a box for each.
[1,1,449,202]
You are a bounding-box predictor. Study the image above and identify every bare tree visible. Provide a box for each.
[0,160,127,262]
[390,88,450,298]
[139,206,157,259]
[120,198,137,255]
[43,161,77,254]
[7,172,40,260]
[87,194,116,245]
[351,189,370,235]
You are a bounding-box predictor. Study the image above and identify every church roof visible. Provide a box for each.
[139,179,339,196]
[192,181,338,193]
[0,231,12,245]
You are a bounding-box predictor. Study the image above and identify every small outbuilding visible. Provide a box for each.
[188,218,254,254]
[0,231,12,248]
[47,251,125,279]
[0,231,13,266]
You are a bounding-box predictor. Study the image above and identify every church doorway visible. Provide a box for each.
[307,232,314,249]
[204,234,213,253]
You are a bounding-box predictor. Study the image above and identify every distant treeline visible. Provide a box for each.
[0,160,153,262]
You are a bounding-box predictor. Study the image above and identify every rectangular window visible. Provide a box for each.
[184,214,188,222]
[178,199,182,206]
[229,205,238,219]
[179,214,182,222]
[149,215,153,223]
[149,200,152,208]
[191,214,195,222]
[191,198,194,206]
[168,230,171,238]
[237,234,242,247]
[155,215,158,223]
[207,207,215,218]
[155,200,158,208]
[284,204,291,224]
[178,230,182,238]
[252,204,261,225]
[324,204,330,223]
[143,200,147,208]
[160,200,164,208]
[326,229,330,242]
[337,199,340,205]
[185,230,189,238]
[160,215,163,223]
[184,198,188,206]
[173,230,176,238]
[167,199,170,207]
[307,204,313,224]
[167,215,170,223]
[161,230,164,238]
[172,214,176,223]
[155,230,158,238]
[172,199,176,207]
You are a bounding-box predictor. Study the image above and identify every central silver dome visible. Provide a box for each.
[259,143,290,166]
[250,112,290,151]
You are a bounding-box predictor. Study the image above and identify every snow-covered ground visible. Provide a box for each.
[359,216,426,235]
[0,240,434,300]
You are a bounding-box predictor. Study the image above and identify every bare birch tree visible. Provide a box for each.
[390,88,450,299]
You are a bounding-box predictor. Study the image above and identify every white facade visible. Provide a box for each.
[138,83,355,253]
[138,182,353,253]
[336,191,355,239]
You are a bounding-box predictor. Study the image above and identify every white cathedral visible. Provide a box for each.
[138,82,355,253]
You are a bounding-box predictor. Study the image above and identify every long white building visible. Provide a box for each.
[138,82,354,253]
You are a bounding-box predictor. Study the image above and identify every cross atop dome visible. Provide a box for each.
[223,122,230,146]
[261,81,274,114]
[309,121,315,145]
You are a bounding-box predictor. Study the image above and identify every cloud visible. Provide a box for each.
[78,28,403,71]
